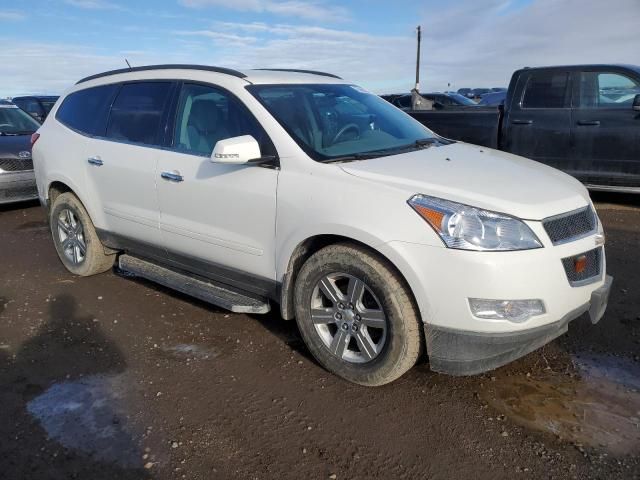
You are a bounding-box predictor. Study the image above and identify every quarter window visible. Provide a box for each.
[106,82,172,146]
[578,72,640,108]
[522,71,569,109]
[56,84,118,135]
[172,83,273,156]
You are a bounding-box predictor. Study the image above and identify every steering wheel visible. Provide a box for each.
[331,123,360,145]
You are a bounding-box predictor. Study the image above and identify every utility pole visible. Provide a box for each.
[415,25,421,92]
[411,25,433,110]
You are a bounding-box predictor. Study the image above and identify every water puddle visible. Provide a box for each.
[482,353,640,455]
[27,374,143,467]
[160,343,219,360]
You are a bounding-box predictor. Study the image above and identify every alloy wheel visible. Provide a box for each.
[310,272,387,363]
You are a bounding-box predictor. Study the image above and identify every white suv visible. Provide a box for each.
[33,65,612,386]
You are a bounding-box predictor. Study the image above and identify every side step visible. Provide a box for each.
[118,255,270,314]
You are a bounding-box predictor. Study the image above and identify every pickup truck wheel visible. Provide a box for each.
[294,243,422,386]
[50,192,115,276]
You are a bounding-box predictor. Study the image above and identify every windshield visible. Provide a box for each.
[248,84,441,161]
[0,105,40,134]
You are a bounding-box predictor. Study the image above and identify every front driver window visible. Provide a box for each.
[578,72,640,108]
[173,83,271,156]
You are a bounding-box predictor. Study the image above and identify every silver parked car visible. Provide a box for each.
[0,100,40,205]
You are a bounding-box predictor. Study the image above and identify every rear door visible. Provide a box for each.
[570,69,640,187]
[84,81,175,249]
[503,69,572,171]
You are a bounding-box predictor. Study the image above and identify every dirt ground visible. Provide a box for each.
[0,193,639,480]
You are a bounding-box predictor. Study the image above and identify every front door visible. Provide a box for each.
[155,82,279,297]
[570,69,640,187]
[503,69,572,171]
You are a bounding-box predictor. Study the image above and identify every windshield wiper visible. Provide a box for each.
[323,138,443,163]
[323,152,384,163]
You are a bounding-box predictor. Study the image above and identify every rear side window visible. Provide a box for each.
[56,85,117,135]
[106,82,173,146]
[521,71,569,109]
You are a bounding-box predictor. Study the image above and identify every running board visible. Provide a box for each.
[118,255,270,314]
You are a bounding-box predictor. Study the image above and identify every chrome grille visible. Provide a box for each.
[0,185,37,201]
[562,247,602,286]
[543,206,597,245]
[0,158,34,172]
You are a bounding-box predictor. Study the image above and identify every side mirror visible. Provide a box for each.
[633,94,640,112]
[211,135,261,164]
[433,102,444,110]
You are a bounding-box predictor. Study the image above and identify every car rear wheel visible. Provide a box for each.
[294,243,423,386]
[50,192,115,276]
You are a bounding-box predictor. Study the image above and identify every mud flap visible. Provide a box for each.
[588,275,613,324]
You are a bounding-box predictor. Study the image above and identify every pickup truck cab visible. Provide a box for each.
[408,64,640,192]
[33,65,612,386]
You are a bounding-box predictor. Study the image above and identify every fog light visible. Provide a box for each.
[468,298,545,323]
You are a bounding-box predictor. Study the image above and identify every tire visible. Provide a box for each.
[294,243,423,386]
[49,192,115,276]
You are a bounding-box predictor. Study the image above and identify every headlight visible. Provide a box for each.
[408,194,542,251]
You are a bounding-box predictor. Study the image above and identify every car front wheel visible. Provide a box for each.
[294,243,423,386]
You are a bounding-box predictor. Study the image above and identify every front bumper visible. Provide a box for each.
[426,275,612,375]
[0,171,37,205]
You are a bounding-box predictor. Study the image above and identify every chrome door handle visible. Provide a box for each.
[511,119,533,125]
[577,120,600,126]
[161,171,184,182]
[87,156,103,166]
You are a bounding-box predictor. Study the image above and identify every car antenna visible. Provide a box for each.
[125,58,132,69]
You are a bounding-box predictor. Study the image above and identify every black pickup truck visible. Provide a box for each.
[407,64,640,192]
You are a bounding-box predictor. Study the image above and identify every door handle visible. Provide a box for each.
[161,171,184,182]
[577,120,600,126]
[511,119,533,125]
[87,156,103,166]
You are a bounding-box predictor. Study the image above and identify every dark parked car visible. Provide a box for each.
[0,100,40,204]
[468,88,491,100]
[406,65,640,192]
[382,92,476,110]
[478,91,506,106]
[12,95,59,123]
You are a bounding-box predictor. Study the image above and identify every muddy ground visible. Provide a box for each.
[0,194,639,480]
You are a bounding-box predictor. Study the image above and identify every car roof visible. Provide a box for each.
[518,64,640,73]
[75,64,345,87]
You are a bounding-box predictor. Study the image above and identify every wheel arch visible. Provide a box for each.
[278,234,420,323]
[45,176,103,228]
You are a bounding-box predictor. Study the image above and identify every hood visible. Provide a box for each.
[0,134,32,158]
[339,142,590,220]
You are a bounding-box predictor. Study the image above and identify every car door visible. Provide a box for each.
[570,69,640,187]
[155,82,279,297]
[503,69,572,171]
[84,81,175,250]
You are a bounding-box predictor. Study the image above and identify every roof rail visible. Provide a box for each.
[76,64,247,84]
[253,68,342,79]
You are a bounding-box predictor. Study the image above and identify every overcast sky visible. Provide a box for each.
[1,0,638,96]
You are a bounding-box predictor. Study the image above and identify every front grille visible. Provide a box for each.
[0,158,34,172]
[0,185,37,201]
[543,206,597,245]
[562,247,602,286]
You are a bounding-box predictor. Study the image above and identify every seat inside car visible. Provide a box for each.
[186,99,230,154]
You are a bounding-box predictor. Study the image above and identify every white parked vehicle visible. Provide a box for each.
[33,65,612,386]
